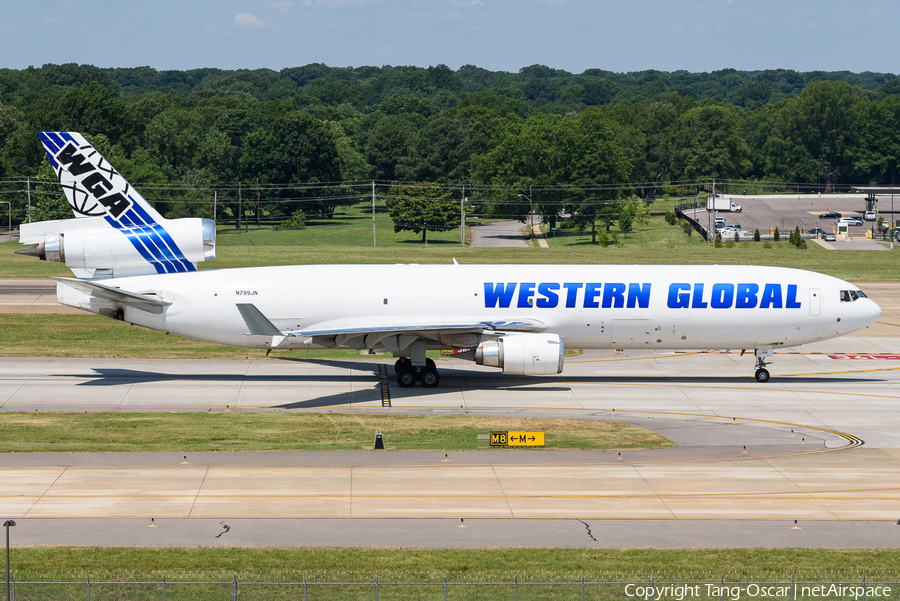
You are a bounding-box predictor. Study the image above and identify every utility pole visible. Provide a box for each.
[238,181,242,236]
[529,185,533,241]
[26,177,31,223]
[256,179,260,228]
[214,190,217,224]
[4,520,15,601]
[460,183,466,248]
[712,178,716,248]
[372,180,377,248]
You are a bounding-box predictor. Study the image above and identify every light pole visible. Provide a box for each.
[4,519,15,601]
[517,188,533,241]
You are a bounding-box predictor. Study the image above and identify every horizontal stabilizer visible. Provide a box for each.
[53,277,172,314]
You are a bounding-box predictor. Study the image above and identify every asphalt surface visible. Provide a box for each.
[469,220,530,247]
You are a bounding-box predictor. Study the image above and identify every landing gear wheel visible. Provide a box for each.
[425,358,436,369]
[420,367,440,388]
[394,357,411,375]
[397,368,418,388]
[755,368,770,383]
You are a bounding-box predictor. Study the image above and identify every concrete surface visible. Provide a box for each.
[4,280,900,547]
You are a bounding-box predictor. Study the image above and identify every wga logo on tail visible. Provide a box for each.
[39,132,133,219]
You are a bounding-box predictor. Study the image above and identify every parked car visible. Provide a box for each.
[818,211,841,219]
[864,210,877,221]
[807,228,828,236]
[824,232,836,242]
[838,216,863,227]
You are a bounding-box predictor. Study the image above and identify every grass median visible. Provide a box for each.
[0,412,674,452]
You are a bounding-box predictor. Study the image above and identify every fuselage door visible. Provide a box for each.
[612,318,651,348]
[809,288,821,316]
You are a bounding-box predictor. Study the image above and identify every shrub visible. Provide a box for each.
[280,209,306,229]
[763,240,773,249]
[754,229,760,242]
[773,227,780,241]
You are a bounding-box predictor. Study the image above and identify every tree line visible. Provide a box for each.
[1,62,899,232]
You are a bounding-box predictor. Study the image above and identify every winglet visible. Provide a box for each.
[235,303,286,347]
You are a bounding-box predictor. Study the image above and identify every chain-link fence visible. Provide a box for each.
[5,574,900,601]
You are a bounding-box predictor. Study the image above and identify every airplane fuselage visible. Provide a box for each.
[58,263,881,352]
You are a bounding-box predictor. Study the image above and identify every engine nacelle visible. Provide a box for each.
[475,333,565,376]
[18,217,216,279]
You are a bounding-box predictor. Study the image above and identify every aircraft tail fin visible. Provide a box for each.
[24,132,216,279]
[38,132,165,224]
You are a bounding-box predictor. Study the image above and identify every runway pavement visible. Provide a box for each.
[3,280,900,547]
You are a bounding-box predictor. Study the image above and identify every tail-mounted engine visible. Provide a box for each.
[17,216,216,279]
[475,333,565,376]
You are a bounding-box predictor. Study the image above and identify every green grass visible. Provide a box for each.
[0,413,673,452]
[9,547,900,579]
[5,199,900,281]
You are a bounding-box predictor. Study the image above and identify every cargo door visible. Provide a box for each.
[612,318,651,348]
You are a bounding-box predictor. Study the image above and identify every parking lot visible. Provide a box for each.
[688,194,897,247]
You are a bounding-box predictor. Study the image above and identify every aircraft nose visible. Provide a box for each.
[865,298,882,326]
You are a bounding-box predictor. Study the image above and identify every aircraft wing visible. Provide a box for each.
[294,318,547,337]
[235,303,545,348]
[53,277,172,314]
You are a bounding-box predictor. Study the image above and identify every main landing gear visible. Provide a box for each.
[753,349,773,383]
[394,357,441,388]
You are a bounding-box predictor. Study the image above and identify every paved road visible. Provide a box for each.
[469,220,530,247]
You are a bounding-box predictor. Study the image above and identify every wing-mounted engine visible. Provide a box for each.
[17,216,216,279]
[475,333,565,375]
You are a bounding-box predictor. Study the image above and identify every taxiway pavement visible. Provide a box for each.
[2,281,900,546]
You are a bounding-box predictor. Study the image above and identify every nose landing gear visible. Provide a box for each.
[754,349,773,382]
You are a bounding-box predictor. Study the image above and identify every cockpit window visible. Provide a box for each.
[840,289,867,302]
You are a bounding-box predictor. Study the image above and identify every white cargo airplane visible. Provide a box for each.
[18,132,881,385]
